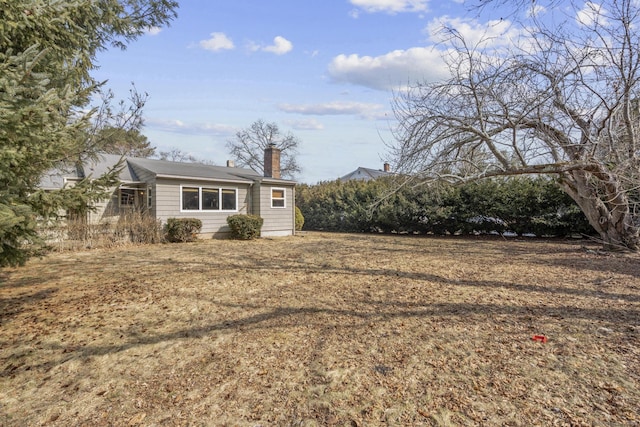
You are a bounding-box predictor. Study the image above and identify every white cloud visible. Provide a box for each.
[576,2,609,27]
[279,101,389,120]
[199,32,235,52]
[349,0,429,15]
[146,26,162,36]
[146,118,236,136]
[255,36,294,55]
[527,4,547,18]
[426,16,519,48]
[331,16,530,92]
[284,118,325,130]
[328,47,449,91]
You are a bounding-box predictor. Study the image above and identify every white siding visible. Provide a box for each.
[155,178,251,237]
[88,187,125,224]
[130,164,157,217]
[254,184,295,236]
[87,162,158,224]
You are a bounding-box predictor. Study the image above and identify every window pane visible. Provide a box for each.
[221,189,236,210]
[120,188,135,206]
[182,187,199,210]
[202,188,219,210]
[271,188,285,208]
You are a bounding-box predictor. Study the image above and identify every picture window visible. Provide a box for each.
[181,186,237,212]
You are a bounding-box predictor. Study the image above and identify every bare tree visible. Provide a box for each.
[392,0,640,250]
[227,119,301,179]
[90,85,155,158]
[156,147,213,164]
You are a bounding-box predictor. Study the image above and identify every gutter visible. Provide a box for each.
[154,174,253,185]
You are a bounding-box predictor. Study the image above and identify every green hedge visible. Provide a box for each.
[165,218,202,242]
[227,214,263,240]
[296,177,593,237]
[295,206,304,231]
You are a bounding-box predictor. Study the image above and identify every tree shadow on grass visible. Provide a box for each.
[2,233,639,375]
[303,233,640,279]
[204,253,640,304]
[9,293,638,376]
[0,288,58,324]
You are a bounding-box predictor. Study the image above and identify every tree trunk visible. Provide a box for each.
[560,169,640,251]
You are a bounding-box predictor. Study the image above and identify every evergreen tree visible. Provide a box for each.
[0,0,178,266]
[97,126,156,158]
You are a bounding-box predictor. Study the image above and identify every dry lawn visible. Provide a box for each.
[1,232,639,426]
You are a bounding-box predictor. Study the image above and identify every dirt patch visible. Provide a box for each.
[1,232,639,426]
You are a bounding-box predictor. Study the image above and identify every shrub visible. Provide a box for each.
[296,177,593,237]
[116,211,164,244]
[295,206,304,231]
[227,214,263,240]
[165,218,202,243]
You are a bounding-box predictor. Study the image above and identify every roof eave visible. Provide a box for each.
[256,177,297,185]
[155,174,254,184]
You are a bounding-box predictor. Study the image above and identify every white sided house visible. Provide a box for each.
[339,163,394,182]
[41,146,296,238]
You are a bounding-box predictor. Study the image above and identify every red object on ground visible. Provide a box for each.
[532,335,548,343]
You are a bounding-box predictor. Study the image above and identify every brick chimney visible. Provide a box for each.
[383,162,390,172]
[264,143,281,178]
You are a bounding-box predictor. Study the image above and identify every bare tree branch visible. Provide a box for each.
[226,119,301,179]
[392,0,640,250]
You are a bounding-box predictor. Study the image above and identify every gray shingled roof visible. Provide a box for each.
[85,153,140,183]
[39,154,137,189]
[127,157,254,182]
[339,166,393,182]
[126,156,296,184]
[39,165,79,190]
[40,153,295,189]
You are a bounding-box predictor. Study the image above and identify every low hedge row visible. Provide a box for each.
[296,177,593,237]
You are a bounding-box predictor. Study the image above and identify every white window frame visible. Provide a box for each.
[180,185,238,212]
[119,188,136,207]
[220,188,238,211]
[181,186,200,211]
[271,187,286,208]
[147,186,153,209]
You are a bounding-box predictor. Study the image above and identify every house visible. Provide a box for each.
[339,163,393,182]
[41,145,296,238]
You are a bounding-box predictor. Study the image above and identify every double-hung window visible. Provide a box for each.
[181,186,237,212]
[271,188,286,208]
[120,188,136,207]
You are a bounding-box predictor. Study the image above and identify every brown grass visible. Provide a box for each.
[1,232,639,426]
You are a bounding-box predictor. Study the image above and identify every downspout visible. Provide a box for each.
[292,185,296,236]
[248,182,254,215]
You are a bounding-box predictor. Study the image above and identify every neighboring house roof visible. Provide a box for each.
[339,166,394,182]
[41,153,296,190]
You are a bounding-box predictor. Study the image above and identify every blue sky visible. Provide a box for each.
[93,0,531,183]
